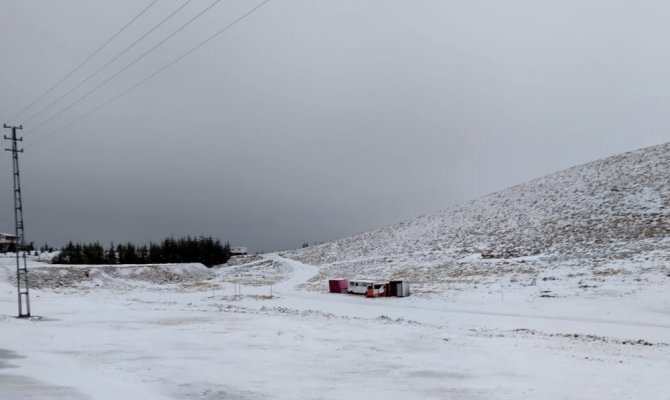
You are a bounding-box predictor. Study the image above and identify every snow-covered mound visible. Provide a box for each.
[2,262,212,290]
[283,142,670,295]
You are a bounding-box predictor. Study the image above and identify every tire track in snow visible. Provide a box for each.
[260,253,318,294]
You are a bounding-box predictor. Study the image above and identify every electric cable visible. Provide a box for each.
[7,0,160,123]
[22,0,195,125]
[24,0,271,149]
[25,0,222,135]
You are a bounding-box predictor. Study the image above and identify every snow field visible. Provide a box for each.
[1,255,669,399]
[1,143,669,398]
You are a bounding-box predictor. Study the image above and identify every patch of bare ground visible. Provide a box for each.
[510,328,669,347]
[215,260,291,286]
[592,267,629,276]
[178,281,223,291]
[220,255,263,267]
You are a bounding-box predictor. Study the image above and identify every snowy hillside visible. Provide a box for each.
[1,144,669,399]
[284,142,670,295]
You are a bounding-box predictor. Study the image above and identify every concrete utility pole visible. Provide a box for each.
[4,124,31,318]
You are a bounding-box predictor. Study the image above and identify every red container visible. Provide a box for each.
[329,279,348,293]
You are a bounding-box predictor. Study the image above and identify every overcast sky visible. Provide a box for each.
[0,0,669,252]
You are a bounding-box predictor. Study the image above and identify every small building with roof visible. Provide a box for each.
[0,233,17,252]
[230,246,248,256]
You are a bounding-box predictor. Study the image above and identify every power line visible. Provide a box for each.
[7,0,160,123]
[24,0,271,149]
[22,0,195,125]
[25,0,222,136]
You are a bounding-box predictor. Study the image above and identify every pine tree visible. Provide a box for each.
[106,242,117,264]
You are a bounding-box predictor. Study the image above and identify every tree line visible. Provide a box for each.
[0,242,55,254]
[51,236,231,267]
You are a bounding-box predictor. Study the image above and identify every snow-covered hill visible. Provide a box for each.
[283,142,670,296]
[1,145,669,400]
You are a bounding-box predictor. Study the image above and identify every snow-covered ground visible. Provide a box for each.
[1,254,669,400]
[2,143,668,399]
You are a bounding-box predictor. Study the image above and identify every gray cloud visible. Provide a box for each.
[1,0,669,252]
